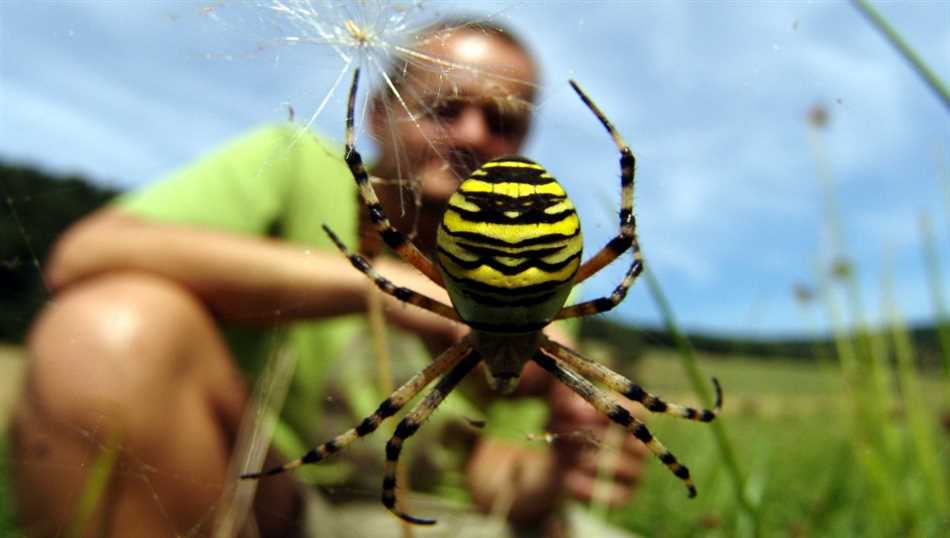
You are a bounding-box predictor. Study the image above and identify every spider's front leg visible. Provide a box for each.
[555,244,642,320]
[343,68,444,287]
[568,79,639,286]
[555,79,645,322]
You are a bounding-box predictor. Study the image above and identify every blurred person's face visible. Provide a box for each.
[371,28,538,206]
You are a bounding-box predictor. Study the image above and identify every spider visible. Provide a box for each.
[242,68,723,525]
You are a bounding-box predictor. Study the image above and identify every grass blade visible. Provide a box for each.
[642,266,761,537]
[853,0,950,112]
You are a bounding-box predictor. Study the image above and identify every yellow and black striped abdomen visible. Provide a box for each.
[436,156,582,332]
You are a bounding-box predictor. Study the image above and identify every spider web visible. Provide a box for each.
[217,4,564,535]
[0,2,600,537]
[5,2,949,537]
[220,1,548,226]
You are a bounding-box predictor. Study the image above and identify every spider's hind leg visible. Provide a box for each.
[568,79,639,286]
[381,349,483,525]
[542,338,722,421]
[240,340,473,480]
[532,347,701,497]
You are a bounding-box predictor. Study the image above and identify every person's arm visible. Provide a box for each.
[46,207,464,342]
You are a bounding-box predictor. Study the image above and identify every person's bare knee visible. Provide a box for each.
[14,272,247,536]
[28,272,243,425]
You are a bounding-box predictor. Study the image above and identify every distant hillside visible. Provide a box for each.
[579,316,947,369]
[0,162,119,341]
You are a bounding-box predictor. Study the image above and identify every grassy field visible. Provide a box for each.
[606,350,950,538]
[2,342,947,537]
[3,340,946,538]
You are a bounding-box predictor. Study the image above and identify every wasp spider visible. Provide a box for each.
[242,69,722,525]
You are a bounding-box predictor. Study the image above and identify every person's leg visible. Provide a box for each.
[11,272,298,537]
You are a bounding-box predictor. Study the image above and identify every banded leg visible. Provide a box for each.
[541,338,722,421]
[345,68,444,287]
[382,349,483,525]
[554,243,642,320]
[240,340,473,479]
[323,224,460,322]
[568,79,639,285]
[532,349,700,497]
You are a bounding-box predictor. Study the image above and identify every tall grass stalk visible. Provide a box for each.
[883,261,949,519]
[642,267,761,538]
[853,0,950,112]
[66,429,121,538]
[216,338,297,537]
[919,212,950,376]
[809,64,950,532]
[818,228,932,536]
[815,111,898,449]
[794,279,837,372]
[811,107,896,469]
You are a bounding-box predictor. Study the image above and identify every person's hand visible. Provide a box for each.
[465,438,557,524]
[546,380,648,507]
[508,325,649,509]
[465,390,647,525]
[377,259,647,513]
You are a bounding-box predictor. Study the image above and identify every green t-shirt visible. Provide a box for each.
[117,124,558,489]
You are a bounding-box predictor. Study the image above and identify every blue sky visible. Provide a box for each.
[2,1,949,337]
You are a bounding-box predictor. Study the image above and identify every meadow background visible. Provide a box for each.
[2,1,949,537]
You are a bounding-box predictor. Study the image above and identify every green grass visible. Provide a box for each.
[611,351,950,538]
[604,7,950,536]
[2,342,946,537]
[0,346,24,538]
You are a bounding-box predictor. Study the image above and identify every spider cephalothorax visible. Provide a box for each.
[243,68,722,526]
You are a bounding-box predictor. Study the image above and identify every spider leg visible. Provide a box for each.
[345,68,445,287]
[240,339,473,480]
[382,348,483,525]
[568,79,640,286]
[532,347,700,497]
[323,224,460,321]
[554,242,642,320]
[540,337,722,421]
